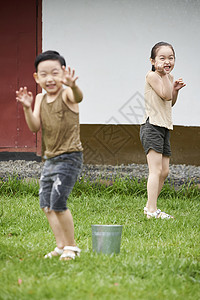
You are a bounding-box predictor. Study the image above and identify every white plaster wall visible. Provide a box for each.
[43,0,200,126]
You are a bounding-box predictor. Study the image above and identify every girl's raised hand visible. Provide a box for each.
[155,62,166,75]
[174,78,186,91]
[16,87,33,108]
[62,66,79,88]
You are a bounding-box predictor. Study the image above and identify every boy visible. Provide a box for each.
[16,50,83,260]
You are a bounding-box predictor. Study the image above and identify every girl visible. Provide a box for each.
[140,42,186,219]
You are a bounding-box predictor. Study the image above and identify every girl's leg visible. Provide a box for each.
[146,149,163,213]
[157,155,170,198]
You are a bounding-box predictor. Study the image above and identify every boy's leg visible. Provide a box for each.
[44,208,76,250]
[146,149,163,213]
[42,152,83,258]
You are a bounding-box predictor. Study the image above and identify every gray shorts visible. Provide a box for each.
[140,118,171,156]
[39,152,83,212]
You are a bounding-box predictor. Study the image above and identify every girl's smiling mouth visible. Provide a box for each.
[164,66,171,71]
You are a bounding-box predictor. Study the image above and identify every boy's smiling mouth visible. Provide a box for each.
[46,84,56,89]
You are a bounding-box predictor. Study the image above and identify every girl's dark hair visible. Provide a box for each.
[150,42,175,71]
[34,50,66,71]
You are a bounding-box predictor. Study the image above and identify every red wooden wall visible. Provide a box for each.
[0,0,42,156]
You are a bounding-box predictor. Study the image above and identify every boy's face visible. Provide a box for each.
[34,60,64,95]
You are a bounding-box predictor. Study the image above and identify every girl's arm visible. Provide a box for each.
[172,78,186,106]
[147,71,173,101]
[16,87,42,132]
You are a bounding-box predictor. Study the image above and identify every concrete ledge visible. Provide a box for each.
[0,152,41,162]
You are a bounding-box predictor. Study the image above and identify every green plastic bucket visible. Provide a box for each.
[92,225,123,254]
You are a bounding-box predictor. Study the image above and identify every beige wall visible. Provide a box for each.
[42,0,200,165]
[43,0,200,127]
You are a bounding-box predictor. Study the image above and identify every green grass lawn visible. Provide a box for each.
[0,177,199,300]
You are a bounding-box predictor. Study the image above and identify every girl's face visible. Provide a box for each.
[151,46,175,74]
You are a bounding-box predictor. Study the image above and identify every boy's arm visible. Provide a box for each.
[66,85,83,104]
[62,66,83,104]
[16,87,42,132]
[172,78,186,106]
[147,71,173,101]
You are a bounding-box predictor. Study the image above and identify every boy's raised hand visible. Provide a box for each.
[62,66,79,88]
[16,87,33,108]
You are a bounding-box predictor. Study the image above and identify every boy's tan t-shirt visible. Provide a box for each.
[142,72,173,130]
[40,89,83,159]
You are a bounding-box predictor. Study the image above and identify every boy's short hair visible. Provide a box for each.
[34,50,66,71]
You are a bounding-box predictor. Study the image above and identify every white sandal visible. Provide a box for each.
[144,207,148,214]
[147,209,174,219]
[44,247,63,259]
[60,246,81,261]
